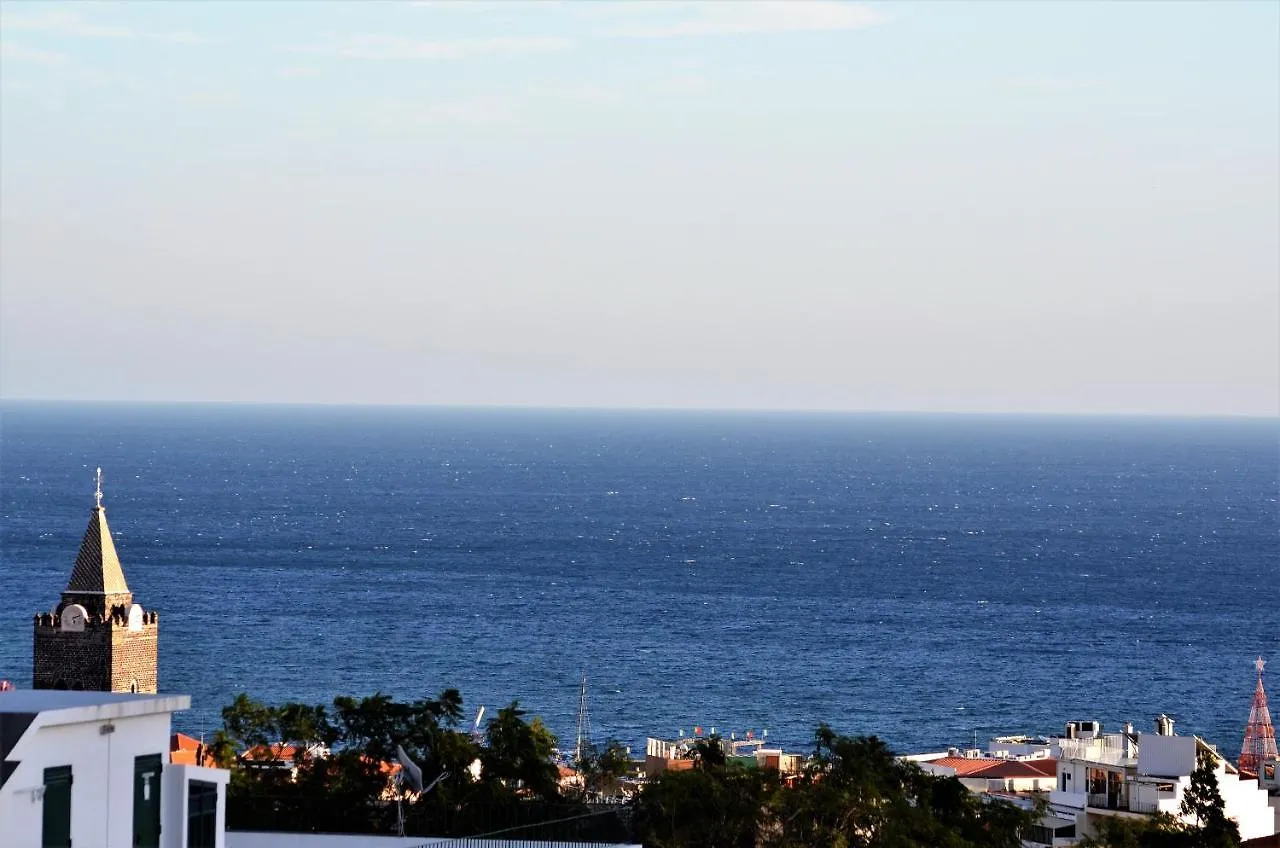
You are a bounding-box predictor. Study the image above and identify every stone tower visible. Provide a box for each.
[32,469,159,693]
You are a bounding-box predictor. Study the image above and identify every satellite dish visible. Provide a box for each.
[395,745,424,793]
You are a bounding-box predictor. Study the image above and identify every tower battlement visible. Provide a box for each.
[31,469,160,694]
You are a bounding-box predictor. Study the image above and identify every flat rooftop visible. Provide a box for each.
[0,689,190,715]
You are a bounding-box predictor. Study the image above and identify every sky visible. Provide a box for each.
[1,0,1277,415]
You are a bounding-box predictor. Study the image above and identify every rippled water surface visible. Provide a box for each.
[1,403,1276,755]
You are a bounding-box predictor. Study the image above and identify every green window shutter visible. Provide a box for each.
[132,754,163,848]
[42,766,73,848]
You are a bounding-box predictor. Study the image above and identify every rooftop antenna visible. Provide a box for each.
[95,467,104,509]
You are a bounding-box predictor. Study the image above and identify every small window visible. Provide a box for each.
[188,780,219,848]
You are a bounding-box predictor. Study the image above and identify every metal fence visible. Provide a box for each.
[416,809,638,846]
[227,795,636,843]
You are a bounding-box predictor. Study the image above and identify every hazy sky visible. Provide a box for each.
[1,1,1277,415]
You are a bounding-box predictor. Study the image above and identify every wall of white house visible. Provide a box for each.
[165,763,231,848]
[1136,733,1196,778]
[1052,754,1276,841]
[2,710,171,848]
[1216,770,1277,842]
[0,706,230,848]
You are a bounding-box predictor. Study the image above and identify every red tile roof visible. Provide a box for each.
[973,759,1057,779]
[169,733,217,767]
[1020,758,1058,777]
[929,757,1004,776]
[928,757,1057,780]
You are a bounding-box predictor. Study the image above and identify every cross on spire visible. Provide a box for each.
[1258,656,1267,676]
[95,467,104,509]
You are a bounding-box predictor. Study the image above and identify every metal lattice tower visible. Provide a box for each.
[574,675,591,764]
[1240,656,1278,776]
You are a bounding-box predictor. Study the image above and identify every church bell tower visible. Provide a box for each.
[32,469,159,693]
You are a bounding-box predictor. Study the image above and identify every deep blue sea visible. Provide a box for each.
[1,403,1277,759]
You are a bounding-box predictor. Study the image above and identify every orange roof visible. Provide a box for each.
[169,733,216,767]
[171,733,200,751]
[1020,758,1058,777]
[928,757,1057,779]
[557,765,578,778]
[929,757,1006,776]
[973,759,1057,779]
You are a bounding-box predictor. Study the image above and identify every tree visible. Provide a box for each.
[766,726,1033,848]
[634,726,1034,848]
[574,739,632,799]
[218,690,484,833]
[1078,814,1191,848]
[479,701,562,801]
[1180,749,1241,848]
[633,739,776,848]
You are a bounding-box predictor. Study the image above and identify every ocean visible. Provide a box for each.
[1,402,1276,758]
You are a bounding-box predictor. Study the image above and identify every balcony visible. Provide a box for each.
[1087,792,1126,811]
[1049,790,1086,809]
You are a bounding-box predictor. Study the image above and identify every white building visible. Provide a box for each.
[1048,717,1276,842]
[0,689,230,848]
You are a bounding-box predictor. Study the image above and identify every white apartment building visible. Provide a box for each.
[0,689,230,848]
[1048,717,1276,842]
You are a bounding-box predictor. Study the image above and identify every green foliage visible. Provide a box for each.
[1181,749,1242,848]
[634,725,1034,848]
[480,702,562,800]
[633,740,777,848]
[1078,814,1196,848]
[219,690,568,836]
[574,739,632,799]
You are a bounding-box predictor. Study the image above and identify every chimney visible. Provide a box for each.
[1155,714,1175,736]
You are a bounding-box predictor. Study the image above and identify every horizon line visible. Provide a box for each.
[1,397,1277,421]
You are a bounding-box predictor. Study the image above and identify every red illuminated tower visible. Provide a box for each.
[1240,656,1278,776]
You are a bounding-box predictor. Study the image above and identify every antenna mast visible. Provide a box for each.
[575,675,591,763]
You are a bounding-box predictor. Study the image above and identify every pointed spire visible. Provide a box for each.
[64,468,130,597]
[1240,656,1278,776]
